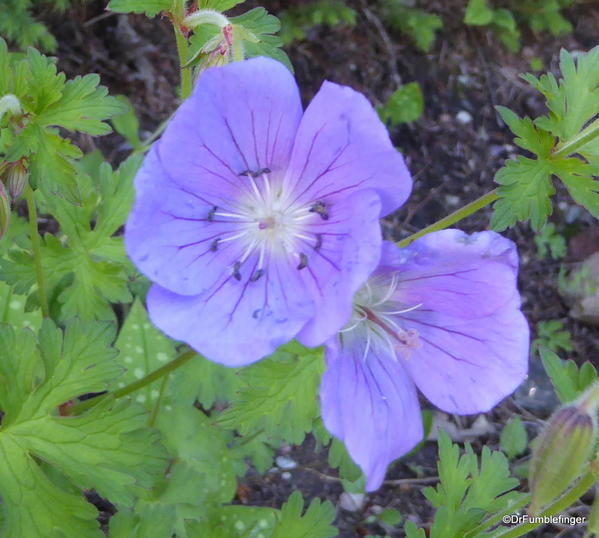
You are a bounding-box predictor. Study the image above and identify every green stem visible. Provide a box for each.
[464,494,531,537]
[149,372,170,427]
[397,189,499,248]
[69,349,196,415]
[553,116,599,159]
[487,470,596,538]
[174,27,192,100]
[24,185,49,318]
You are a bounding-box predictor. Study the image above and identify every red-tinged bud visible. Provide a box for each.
[0,181,10,240]
[529,383,599,515]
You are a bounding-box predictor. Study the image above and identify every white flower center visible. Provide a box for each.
[209,169,327,282]
[342,273,421,361]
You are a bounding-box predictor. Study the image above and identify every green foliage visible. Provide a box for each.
[540,348,598,403]
[279,0,357,45]
[464,0,573,51]
[532,319,573,356]
[107,0,173,17]
[378,82,424,126]
[534,222,566,260]
[273,491,337,538]
[410,431,524,537]
[0,40,127,204]
[218,341,324,445]
[0,0,87,52]
[464,0,520,51]
[0,154,140,320]
[491,47,599,231]
[0,320,167,536]
[500,417,528,459]
[382,0,443,53]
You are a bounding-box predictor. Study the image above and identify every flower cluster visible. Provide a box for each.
[126,57,529,489]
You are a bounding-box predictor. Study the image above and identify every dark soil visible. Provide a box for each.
[32,0,599,535]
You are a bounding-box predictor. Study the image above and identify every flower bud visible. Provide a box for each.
[0,181,10,240]
[529,386,599,514]
[0,94,22,121]
[5,160,28,201]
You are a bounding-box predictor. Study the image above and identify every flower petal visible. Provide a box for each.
[146,255,315,367]
[400,297,529,414]
[125,146,247,295]
[321,337,423,491]
[158,57,302,198]
[388,230,520,319]
[284,81,411,217]
[297,190,383,347]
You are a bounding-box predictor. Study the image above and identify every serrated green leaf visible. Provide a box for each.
[199,0,246,10]
[107,0,172,17]
[491,156,554,231]
[217,341,323,445]
[500,417,528,459]
[0,281,42,331]
[0,320,167,536]
[273,491,337,538]
[382,1,441,52]
[540,348,597,403]
[185,505,277,538]
[111,95,143,150]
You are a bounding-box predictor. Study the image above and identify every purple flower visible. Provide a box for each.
[125,57,411,366]
[321,230,530,490]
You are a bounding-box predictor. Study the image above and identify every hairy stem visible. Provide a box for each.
[69,349,196,415]
[174,27,192,100]
[487,470,596,538]
[397,189,499,248]
[24,185,49,318]
[149,372,171,427]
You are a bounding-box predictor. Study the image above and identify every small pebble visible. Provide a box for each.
[275,456,297,470]
[340,492,366,512]
[281,472,292,480]
[456,110,473,124]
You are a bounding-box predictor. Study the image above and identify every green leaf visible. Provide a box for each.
[111,299,177,408]
[423,432,523,537]
[0,156,139,321]
[231,8,292,70]
[0,320,167,536]
[491,156,554,231]
[107,0,172,17]
[185,505,278,537]
[0,39,126,201]
[217,341,324,445]
[273,491,337,538]
[199,0,246,10]
[0,281,42,330]
[532,319,573,355]
[382,1,442,52]
[111,95,143,151]
[500,417,528,459]
[464,0,494,26]
[540,348,597,403]
[534,223,566,260]
[378,82,424,126]
[379,508,402,526]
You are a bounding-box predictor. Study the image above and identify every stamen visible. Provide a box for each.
[380,303,423,316]
[232,261,242,281]
[207,205,218,221]
[297,252,308,270]
[239,168,271,178]
[250,268,265,282]
[314,233,323,251]
[309,200,329,220]
[210,238,220,252]
[372,274,399,306]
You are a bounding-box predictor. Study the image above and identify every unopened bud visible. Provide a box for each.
[0,94,22,121]
[5,160,28,201]
[184,8,229,29]
[529,384,599,514]
[0,181,10,240]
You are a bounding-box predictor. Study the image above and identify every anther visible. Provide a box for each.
[239,167,271,178]
[232,261,242,280]
[314,233,323,251]
[210,238,220,252]
[207,205,218,221]
[297,253,309,270]
[309,200,329,220]
[250,269,265,282]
